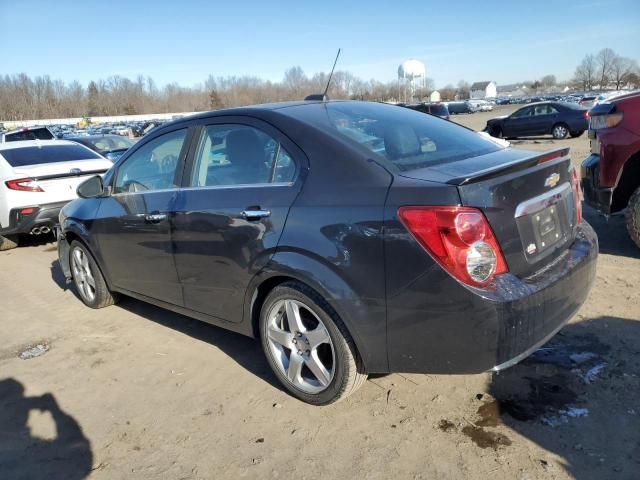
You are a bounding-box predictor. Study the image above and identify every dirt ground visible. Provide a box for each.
[1,106,639,480]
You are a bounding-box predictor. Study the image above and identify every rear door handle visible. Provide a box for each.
[145,213,167,223]
[241,209,271,220]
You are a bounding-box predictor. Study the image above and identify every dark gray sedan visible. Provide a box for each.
[57,100,597,405]
[485,102,589,139]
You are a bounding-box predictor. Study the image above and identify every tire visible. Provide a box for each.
[260,281,367,405]
[490,126,503,138]
[552,123,569,139]
[570,130,584,138]
[69,240,119,308]
[0,234,19,251]
[626,186,640,249]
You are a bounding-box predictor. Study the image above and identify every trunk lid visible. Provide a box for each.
[12,159,111,200]
[400,147,579,277]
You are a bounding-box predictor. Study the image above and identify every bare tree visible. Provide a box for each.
[610,56,639,90]
[456,80,470,100]
[540,75,557,89]
[574,54,596,91]
[595,48,616,88]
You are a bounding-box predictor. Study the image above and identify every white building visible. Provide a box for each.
[470,81,497,99]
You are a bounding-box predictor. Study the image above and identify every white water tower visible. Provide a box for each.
[398,59,427,102]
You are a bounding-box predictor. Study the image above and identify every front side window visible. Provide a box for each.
[512,107,533,118]
[190,124,296,187]
[114,129,186,193]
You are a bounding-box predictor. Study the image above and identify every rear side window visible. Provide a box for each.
[320,102,501,172]
[0,144,102,167]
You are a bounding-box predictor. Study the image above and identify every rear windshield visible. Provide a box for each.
[4,127,54,142]
[0,144,102,167]
[75,136,133,153]
[314,102,501,172]
[429,104,449,115]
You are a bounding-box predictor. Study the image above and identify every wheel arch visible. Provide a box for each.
[61,221,114,290]
[612,151,640,213]
[244,251,387,373]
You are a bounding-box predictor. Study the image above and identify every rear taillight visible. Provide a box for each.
[398,206,508,288]
[589,112,623,130]
[570,167,582,224]
[5,178,43,192]
[583,111,589,119]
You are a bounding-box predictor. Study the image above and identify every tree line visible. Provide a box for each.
[574,48,639,91]
[0,69,425,122]
[1,47,638,122]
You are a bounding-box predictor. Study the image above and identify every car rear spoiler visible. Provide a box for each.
[446,148,570,186]
[31,169,109,181]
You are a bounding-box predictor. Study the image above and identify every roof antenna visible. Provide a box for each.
[304,48,341,101]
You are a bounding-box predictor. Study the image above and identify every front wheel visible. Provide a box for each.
[260,282,367,405]
[490,126,503,138]
[552,123,569,139]
[69,240,119,308]
[626,186,640,249]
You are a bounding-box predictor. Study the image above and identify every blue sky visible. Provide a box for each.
[2,0,639,88]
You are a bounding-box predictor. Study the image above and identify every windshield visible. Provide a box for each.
[316,102,502,172]
[0,144,102,167]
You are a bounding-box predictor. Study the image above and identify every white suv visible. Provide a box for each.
[0,140,112,250]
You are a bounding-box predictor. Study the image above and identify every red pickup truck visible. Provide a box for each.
[581,92,640,248]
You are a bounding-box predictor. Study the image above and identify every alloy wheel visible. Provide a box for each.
[553,125,568,139]
[266,299,336,394]
[71,247,96,303]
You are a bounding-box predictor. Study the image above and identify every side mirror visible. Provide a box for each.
[77,175,105,198]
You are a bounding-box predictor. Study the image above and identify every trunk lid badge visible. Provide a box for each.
[544,173,560,188]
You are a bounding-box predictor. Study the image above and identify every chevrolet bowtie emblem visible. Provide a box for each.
[544,173,560,188]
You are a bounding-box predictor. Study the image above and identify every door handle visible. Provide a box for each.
[145,213,167,223]
[241,209,271,220]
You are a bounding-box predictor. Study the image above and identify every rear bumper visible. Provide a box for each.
[0,201,68,236]
[581,154,613,214]
[387,222,598,374]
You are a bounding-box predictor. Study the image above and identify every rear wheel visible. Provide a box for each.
[626,186,640,249]
[0,234,18,251]
[260,282,367,405]
[69,240,119,308]
[552,123,569,139]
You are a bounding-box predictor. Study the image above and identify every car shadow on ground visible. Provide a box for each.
[49,258,282,392]
[0,378,93,480]
[17,232,57,250]
[509,137,559,143]
[583,205,639,258]
[50,258,69,291]
[116,296,285,393]
[461,316,640,479]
